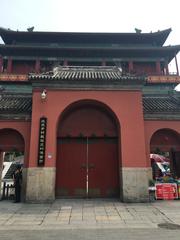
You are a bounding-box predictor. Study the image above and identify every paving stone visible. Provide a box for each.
[0,220,6,225]
[1,199,180,230]
[108,216,121,220]
[96,216,108,221]
[13,221,42,225]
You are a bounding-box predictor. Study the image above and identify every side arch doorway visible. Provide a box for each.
[150,128,180,178]
[0,128,24,199]
[56,101,120,198]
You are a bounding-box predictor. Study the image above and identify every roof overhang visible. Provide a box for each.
[1,44,179,63]
[0,28,172,46]
[29,66,145,90]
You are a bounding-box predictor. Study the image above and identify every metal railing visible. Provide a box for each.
[1,180,14,200]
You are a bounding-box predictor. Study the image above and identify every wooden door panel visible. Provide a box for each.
[56,138,87,197]
[88,138,119,198]
[56,137,119,198]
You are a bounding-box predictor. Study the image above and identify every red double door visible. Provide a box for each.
[56,137,119,198]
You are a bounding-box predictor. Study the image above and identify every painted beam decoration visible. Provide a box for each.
[0,74,28,81]
[38,117,47,166]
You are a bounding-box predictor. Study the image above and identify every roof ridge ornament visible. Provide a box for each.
[27,26,34,32]
[135,28,142,33]
[52,65,121,75]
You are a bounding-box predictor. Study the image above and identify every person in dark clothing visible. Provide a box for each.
[12,164,22,203]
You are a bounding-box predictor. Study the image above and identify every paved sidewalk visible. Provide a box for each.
[0,199,180,230]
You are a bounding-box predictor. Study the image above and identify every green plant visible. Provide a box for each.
[149,179,155,186]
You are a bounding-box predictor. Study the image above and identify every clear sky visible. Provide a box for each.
[0,0,180,71]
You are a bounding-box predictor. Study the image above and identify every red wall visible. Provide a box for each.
[12,61,35,74]
[144,121,180,167]
[134,62,156,75]
[150,129,180,151]
[0,129,24,151]
[58,105,117,137]
[29,90,147,168]
[0,121,31,167]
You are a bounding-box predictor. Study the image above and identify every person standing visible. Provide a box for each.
[12,164,22,203]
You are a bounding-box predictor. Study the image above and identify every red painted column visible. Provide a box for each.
[101,60,106,66]
[7,58,12,73]
[63,60,68,66]
[128,61,133,73]
[0,151,4,197]
[175,55,179,76]
[0,151,3,168]
[156,61,161,75]
[35,59,41,73]
[0,56,3,73]
[165,61,169,75]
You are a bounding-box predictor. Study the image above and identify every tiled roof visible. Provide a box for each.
[29,66,143,81]
[143,96,180,113]
[0,93,180,117]
[0,94,32,113]
[0,27,171,46]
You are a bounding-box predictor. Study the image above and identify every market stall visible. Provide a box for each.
[150,153,180,200]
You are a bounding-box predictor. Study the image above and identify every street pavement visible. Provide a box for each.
[0,229,180,240]
[0,198,180,230]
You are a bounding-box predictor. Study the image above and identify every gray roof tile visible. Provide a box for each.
[29,66,143,81]
[1,93,180,117]
[0,95,32,113]
[143,96,180,113]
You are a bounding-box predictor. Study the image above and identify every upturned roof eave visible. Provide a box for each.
[1,44,179,63]
[0,27,172,46]
[1,43,179,51]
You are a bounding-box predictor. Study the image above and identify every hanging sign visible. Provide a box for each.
[37,117,47,166]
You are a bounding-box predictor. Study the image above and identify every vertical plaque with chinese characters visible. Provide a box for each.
[37,117,47,166]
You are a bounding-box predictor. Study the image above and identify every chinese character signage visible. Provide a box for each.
[155,183,178,200]
[37,117,47,166]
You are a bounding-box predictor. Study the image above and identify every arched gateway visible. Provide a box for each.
[0,128,25,198]
[56,101,120,198]
[150,128,180,177]
[0,128,24,152]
